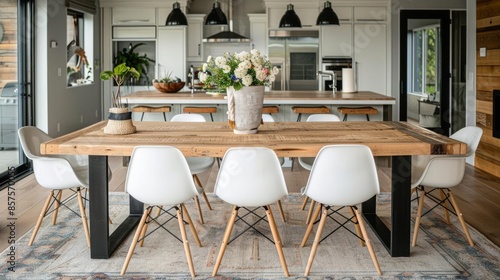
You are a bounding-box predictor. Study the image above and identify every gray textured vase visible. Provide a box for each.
[227,85,265,134]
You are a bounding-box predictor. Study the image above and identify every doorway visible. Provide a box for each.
[400,10,451,135]
[0,0,35,188]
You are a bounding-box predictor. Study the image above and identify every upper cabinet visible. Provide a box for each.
[186,14,205,62]
[112,7,156,25]
[320,24,353,57]
[354,7,387,22]
[264,1,320,29]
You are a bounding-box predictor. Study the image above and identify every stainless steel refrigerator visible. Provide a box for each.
[268,30,319,91]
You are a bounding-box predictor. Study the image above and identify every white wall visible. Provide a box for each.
[35,0,102,137]
[390,0,469,122]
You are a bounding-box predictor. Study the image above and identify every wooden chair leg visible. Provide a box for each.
[177,206,196,277]
[412,190,426,247]
[193,196,204,224]
[265,205,289,277]
[355,208,382,275]
[52,190,63,225]
[121,209,149,275]
[440,190,451,224]
[349,206,365,247]
[77,188,90,247]
[181,204,202,247]
[306,200,316,225]
[448,191,474,246]
[212,206,238,277]
[301,196,309,210]
[304,205,327,276]
[194,174,212,210]
[155,206,163,218]
[139,208,153,247]
[276,199,286,223]
[29,191,53,246]
[301,203,322,247]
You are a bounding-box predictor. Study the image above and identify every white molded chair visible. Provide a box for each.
[411,126,483,247]
[298,114,341,224]
[170,113,214,224]
[121,146,202,277]
[18,126,92,247]
[301,144,382,276]
[212,147,289,277]
[292,113,341,172]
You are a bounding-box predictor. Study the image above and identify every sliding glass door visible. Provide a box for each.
[0,0,34,188]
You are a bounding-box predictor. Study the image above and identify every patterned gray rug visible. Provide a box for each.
[1,192,499,279]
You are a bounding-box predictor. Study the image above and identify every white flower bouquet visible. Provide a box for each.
[199,49,279,91]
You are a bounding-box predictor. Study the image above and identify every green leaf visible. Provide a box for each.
[99,71,113,81]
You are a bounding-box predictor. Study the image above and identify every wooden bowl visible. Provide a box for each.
[153,81,185,93]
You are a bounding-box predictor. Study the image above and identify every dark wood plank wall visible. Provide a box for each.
[476,0,500,177]
[0,0,17,90]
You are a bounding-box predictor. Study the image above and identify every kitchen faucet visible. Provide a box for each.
[317,70,336,93]
[189,65,194,94]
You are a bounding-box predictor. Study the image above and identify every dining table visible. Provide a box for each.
[40,120,466,259]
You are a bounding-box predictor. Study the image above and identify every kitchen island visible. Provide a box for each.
[122,90,396,122]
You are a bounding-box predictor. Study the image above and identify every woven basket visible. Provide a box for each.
[104,107,136,135]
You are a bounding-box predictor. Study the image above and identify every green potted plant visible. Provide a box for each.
[114,43,154,85]
[100,62,140,134]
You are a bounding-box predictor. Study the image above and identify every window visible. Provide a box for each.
[410,25,440,95]
[66,10,93,86]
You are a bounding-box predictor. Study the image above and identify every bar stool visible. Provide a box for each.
[183,106,217,121]
[262,106,279,115]
[132,105,171,121]
[291,106,330,122]
[337,106,378,121]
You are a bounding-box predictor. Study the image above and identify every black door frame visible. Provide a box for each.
[0,0,35,189]
[400,10,451,136]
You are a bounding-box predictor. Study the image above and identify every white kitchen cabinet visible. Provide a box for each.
[354,7,387,22]
[112,7,156,25]
[249,14,268,54]
[267,6,319,29]
[186,14,205,62]
[320,24,353,57]
[157,27,186,81]
[353,23,386,95]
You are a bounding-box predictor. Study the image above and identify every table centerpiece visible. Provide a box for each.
[199,49,279,134]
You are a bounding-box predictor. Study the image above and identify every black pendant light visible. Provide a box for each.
[165,2,188,26]
[279,4,302,28]
[205,0,228,25]
[317,1,339,25]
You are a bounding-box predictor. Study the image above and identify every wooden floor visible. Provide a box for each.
[0,156,499,252]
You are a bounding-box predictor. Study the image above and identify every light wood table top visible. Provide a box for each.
[41,121,465,158]
[122,90,396,105]
[39,120,466,259]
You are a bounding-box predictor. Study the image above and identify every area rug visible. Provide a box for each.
[1,192,499,279]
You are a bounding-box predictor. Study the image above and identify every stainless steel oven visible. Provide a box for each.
[320,57,352,91]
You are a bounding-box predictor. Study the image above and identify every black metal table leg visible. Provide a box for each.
[362,155,411,257]
[89,155,143,259]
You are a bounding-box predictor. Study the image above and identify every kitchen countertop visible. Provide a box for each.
[122,90,396,105]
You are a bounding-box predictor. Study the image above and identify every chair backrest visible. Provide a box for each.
[304,145,380,206]
[125,146,199,206]
[171,113,206,122]
[214,147,288,207]
[412,156,466,188]
[306,114,341,122]
[18,126,53,159]
[450,126,483,158]
[18,126,87,190]
[262,114,276,122]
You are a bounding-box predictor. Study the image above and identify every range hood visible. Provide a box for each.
[203,0,250,43]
